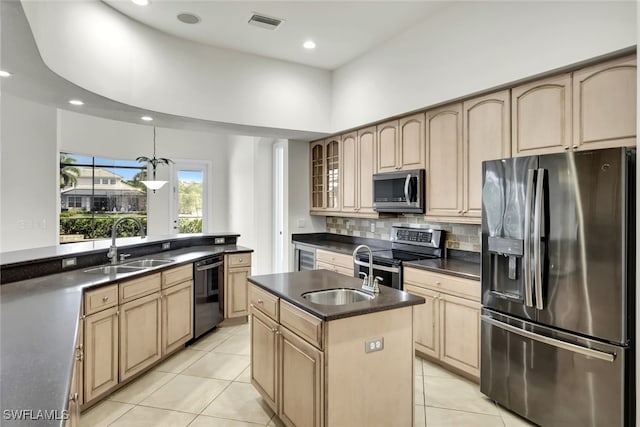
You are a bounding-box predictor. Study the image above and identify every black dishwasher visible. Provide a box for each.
[193,255,224,340]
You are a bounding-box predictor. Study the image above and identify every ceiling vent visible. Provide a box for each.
[248,13,284,30]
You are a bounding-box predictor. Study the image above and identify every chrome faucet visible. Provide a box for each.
[352,244,381,293]
[107,217,146,264]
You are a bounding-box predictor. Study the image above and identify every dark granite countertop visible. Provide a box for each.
[292,233,389,256]
[0,243,252,427]
[293,233,481,281]
[248,269,425,321]
[403,258,481,281]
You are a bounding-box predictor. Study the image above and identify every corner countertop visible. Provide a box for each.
[248,270,425,321]
[403,258,481,281]
[292,234,389,256]
[0,243,252,427]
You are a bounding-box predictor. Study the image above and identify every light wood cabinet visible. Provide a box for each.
[399,113,426,170]
[310,138,341,214]
[251,308,279,412]
[512,73,572,156]
[377,114,425,173]
[404,284,439,359]
[463,90,511,218]
[340,132,358,213]
[250,283,414,427]
[81,263,194,407]
[573,55,636,150]
[224,253,252,319]
[279,326,324,427]
[119,292,162,381]
[377,120,399,173]
[162,279,194,355]
[425,103,464,218]
[310,141,325,211]
[66,320,83,427]
[83,306,118,403]
[315,249,354,277]
[404,267,481,380]
[357,126,377,215]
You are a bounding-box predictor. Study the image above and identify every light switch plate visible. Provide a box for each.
[365,337,384,353]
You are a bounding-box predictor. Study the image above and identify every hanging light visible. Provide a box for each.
[137,127,173,193]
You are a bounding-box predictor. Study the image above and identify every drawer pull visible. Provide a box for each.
[257,299,264,304]
[102,296,109,302]
[239,258,244,262]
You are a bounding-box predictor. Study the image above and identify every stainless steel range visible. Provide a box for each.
[354,225,445,290]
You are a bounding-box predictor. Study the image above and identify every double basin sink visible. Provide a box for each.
[83,259,174,275]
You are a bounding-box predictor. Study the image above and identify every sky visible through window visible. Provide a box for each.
[69,155,203,183]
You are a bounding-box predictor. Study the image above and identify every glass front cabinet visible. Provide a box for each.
[310,138,340,214]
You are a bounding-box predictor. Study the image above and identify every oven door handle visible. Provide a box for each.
[196,261,224,271]
[356,259,399,274]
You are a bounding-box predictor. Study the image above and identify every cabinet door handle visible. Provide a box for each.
[564,146,570,150]
[69,392,78,403]
[116,310,120,316]
[573,145,579,149]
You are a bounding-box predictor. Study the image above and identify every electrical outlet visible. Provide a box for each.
[370,222,375,233]
[162,242,171,250]
[365,337,384,353]
[214,237,225,244]
[61,257,77,268]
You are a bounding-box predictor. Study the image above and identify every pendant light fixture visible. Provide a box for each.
[137,127,173,193]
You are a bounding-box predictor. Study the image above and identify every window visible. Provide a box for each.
[59,153,148,243]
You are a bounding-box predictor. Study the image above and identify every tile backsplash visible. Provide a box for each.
[326,215,481,253]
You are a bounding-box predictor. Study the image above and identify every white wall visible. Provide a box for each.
[20,0,332,134]
[332,1,637,130]
[58,110,230,235]
[1,93,58,251]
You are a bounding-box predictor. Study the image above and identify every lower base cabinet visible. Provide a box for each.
[81,265,194,407]
[404,267,481,380]
[279,327,323,427]
[251,310,279,410]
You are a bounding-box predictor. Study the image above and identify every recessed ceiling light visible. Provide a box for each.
[141,116,154,122]
[131,0,149,6]
[177,13,200,24]
[0,70,12,77]
[69,99,84,106]
[303,40,316,50]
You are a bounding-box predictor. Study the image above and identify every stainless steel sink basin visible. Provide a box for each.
[83,265,146,274]
[123,259,174,268]
[301,288,375,305]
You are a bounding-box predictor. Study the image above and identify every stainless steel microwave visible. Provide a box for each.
[372,169,425,213]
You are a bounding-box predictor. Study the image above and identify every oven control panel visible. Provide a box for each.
[391,226,444,248]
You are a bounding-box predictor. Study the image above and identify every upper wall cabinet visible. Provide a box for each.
[572,55,636,151]
[511,73,572,156]
[340,132,358,214]
[425,103,464,218]
[310,138,341,215]
[463,90,511,218]
[377,114,425,173]
[356,126,378,215]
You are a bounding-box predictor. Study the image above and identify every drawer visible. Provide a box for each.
[249,284,279,321]
[316,249,353,270]
[227,253,251,268]
[403,267,480,302]
[316,261,354,277]
[162,264,192,289]
[279,300,323,350]
[84,284,118,315]
[119,273,162,304]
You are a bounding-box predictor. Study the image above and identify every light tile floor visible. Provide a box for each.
[80,322,536,427]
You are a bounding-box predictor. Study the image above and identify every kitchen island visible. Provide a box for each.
[248,269,424,427]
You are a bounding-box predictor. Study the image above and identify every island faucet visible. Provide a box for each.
[107,217,146,264]
[352,244,381,293]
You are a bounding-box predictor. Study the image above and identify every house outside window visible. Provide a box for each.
[59,153,148,243]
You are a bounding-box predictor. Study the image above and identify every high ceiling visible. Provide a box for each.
[103,1,450,70]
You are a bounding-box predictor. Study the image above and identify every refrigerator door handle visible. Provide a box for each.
[523,169,535,307]
[481,315,616,362]
[533,168,545,310]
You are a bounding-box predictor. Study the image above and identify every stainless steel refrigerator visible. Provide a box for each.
[480,147,635,426]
